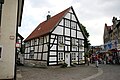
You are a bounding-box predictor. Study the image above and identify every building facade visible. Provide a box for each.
[0,0,24,79]
[103,17,120,64]
[24,7,86,67]
[16,33,24,65]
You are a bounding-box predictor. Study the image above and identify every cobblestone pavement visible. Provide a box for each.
[17,64,98,80]
[91,64,120,80]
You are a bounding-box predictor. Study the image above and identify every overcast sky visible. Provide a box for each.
[19,0,120,46]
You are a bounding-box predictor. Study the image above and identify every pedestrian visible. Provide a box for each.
[87,57,90,66]
[95,55,99,68]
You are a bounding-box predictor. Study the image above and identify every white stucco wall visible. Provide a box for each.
[0,0,18,79]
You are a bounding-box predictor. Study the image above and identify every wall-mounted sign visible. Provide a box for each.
[9,35,15,40]
[16,43,20,48]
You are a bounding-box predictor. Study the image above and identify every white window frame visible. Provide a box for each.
[71,53,76,60]
[71,21,76,29]
[58,36,64,44]
[65,19,70,27]
[72,38,76,46]
[58,52,64,61]
[29,50,34,59]
[39,37,43,45]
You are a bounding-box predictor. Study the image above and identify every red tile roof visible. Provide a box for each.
[24,7,70,41]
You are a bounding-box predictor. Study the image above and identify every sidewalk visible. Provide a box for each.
[17,64,100,80]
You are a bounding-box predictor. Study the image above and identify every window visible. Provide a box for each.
[79,40,83,49]
[30,50,34,59]
[71,53,76,60]
[39,37,43,44]
[58,52,63,61]
[58,36,64,44]
[71,22,76,29]
[65,19,70,27]
[35,39,38,45]
[72,38,76,45]
[0,45,2,58]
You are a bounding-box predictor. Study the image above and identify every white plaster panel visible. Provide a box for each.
[34,53,37,59]
[38,53,41,60]
[44,44,48,52]
[64,13,70,19]
[49,62,57,65]
[77,31,84,39]
[31,47,34,50]
[77,24,80,31]
[50,52,56,55]
[52,26,63,35]
[51,45,56,50]
[65,37,70,40]
[71,30,76,37]
[50,39,54,43]
[28,48,30,53]
[72,14,77,21]
[65,40,70,45]
[49,57,57,61]
[43,53,47,60]
[51,35,55,38]
[69,9,73,13]
[39,46,42,52]
[34,46,38,52]
[59,19,63,25]
[24,54,27,58]
[25,48,27,53]
[27,54,30,59]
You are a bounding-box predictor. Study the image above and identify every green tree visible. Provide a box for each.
[80,24,91,48]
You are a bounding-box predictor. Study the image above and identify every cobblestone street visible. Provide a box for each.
[17,64,120,80]
[17,65,98,80]
[91,64,120,80]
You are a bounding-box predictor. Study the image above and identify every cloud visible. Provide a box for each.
[19,0,120,46]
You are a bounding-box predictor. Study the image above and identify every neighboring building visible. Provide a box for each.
[0,0,24,79]
[24,7,86,67]
[103,17,120,64]
[16,33,24,65]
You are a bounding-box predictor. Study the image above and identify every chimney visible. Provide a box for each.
[105,23,107,27]
[47,11,51,20]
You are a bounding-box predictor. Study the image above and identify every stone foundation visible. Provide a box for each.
[24,60,47,68]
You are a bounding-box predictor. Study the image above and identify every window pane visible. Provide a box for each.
[65,19,70,27]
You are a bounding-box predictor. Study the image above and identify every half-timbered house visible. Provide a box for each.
[16,33,24,65]
[24,6,86,67]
